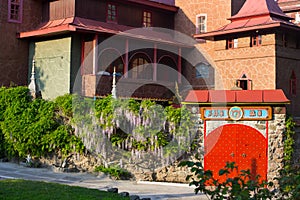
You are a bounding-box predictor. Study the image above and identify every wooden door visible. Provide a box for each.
[204,124,267,183]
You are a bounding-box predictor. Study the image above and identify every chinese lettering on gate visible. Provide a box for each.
[201,106,272,121]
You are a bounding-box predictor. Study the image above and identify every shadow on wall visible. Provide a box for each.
[174,8,196,37]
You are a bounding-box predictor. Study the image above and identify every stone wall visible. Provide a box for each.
[130,105,287,183]
[36,105,287,184]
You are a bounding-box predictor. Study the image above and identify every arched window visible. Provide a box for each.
[157,56,177,82]
[98,49,124,75]
[290,70,297,96]
[129,53,152,80]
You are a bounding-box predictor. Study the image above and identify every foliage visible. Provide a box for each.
[0,86,84,159]
[272,117,300,200]
[0,179,129,200]
[179,160,275,200]
[276,166,300,200]
[54,93,73,118]
[95,165,132,180]
[283,117,296,170]
[92,96,193,154]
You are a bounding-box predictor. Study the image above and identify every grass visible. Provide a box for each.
[0,179,129,200]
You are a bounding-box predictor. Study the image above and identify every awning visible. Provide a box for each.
[183,90,290,105]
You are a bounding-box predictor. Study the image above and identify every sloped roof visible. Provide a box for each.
[183,90,290,104]
[18,17,193,48]
[194,0,300,40]
[230,0,292,20]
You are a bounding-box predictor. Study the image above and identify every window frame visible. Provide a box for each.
[8,0,23,23]
[290,70,297,96]
[196,14,207,34]
[142,11,152,27]
[195,62,210,79]
[106,3,117,23]
[236,74,252,90]
[251,35,262,47]
[129,54,153,80]
[282,33,288,47]
[226,38,238,49]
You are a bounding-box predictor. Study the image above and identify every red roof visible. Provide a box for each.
[184,90,290,104]
[18,17,193,48]
[194,0,299,40]
[229,0,291,20]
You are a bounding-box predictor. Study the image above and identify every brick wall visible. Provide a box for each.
[0,0,42,86]
[213,34,276,90]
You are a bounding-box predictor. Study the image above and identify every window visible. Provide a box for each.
[251,35,262,47]
[98,49,124,75]
[294,12,300,24]
[129,55,152,80]
[282,34,288,47]
[297,40,300,49]
[227,38,238,49]
[143,11,152,27]
[107,3,117,22]
[236,73,252,90]
[290,70,297,96]
[195,63,210,78]
[196,14,207,34]
[8,0,23,23]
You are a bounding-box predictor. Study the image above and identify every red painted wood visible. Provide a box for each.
[204,124,267,183]
[184,90,289,104]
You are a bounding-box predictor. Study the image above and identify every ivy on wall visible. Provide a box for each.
[0,87,84,159]
[283,117,296,170]
[0,87,196,165]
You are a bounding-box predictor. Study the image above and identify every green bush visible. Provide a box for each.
[179,160,275,200]
[95,165,132,180]
[0,86,84,159]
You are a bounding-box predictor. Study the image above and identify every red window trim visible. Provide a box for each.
[290,71,297,96]
[142,11,152,27]
[227,38,234,49]
[106,3,117,23]
[8,0,23,23]
[251,35,262,47]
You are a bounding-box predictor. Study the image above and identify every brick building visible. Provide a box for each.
[1,0,300,182]
[0,0,42,86]
[175,0,300,116]
[18,0,214,100]
[179,0,300,182]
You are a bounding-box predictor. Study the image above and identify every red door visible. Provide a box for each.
[204,124,267,183]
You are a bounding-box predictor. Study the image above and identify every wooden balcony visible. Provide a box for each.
[82,74,176,100]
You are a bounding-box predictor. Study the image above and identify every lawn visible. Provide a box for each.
[0,179,129,200]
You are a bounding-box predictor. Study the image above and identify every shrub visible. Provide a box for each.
[95,165,132,180]
[0,87,84,159]
[179,160,275,200]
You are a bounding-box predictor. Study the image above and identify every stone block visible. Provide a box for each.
[107,187,118,193]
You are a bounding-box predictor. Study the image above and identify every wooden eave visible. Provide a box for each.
[194,21,300,41]
[18,17,193,48]
[121,0,178,12]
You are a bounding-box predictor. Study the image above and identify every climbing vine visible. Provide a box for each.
[283,117,296,170]
[0,87,84,159]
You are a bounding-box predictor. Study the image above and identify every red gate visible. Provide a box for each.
[204,124,267,183]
